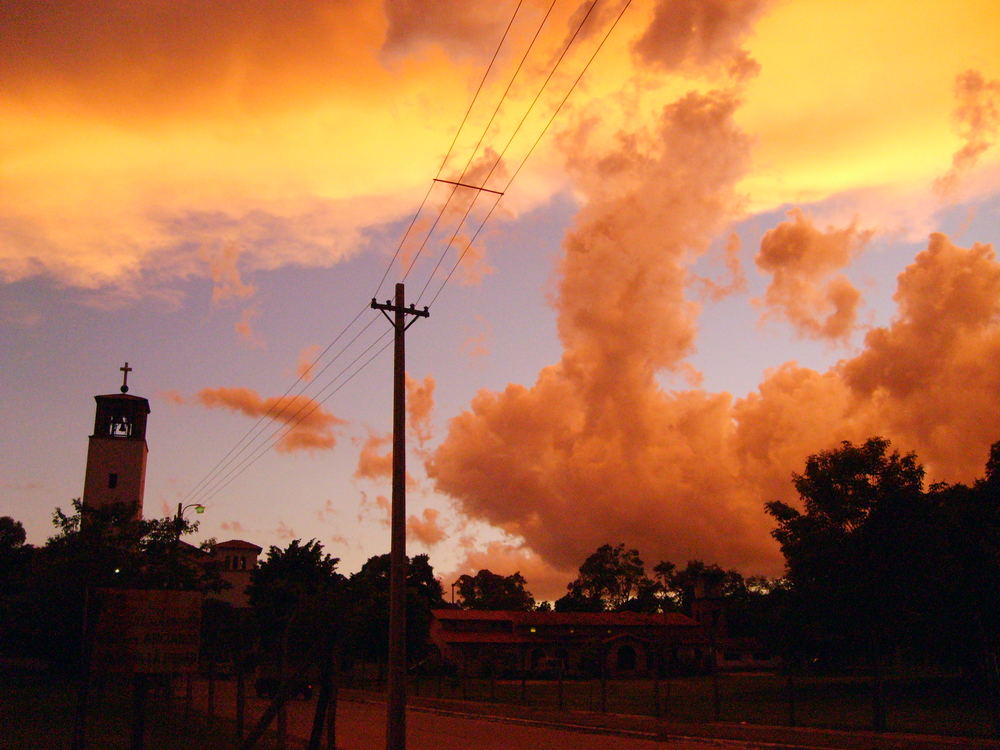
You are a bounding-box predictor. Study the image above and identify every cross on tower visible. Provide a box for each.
[120,362,132,393]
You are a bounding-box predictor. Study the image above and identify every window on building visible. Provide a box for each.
[108,473,118,489]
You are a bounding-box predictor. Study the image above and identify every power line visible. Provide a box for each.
[417,0,616,305]
[183,3,530,506]
[426,0,634,309]
[398,0,559,285]
[178,305,370,505]
[185,0,634,510]
[190,327,395,507]
[373,0,527,300]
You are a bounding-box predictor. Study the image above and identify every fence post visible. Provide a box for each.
[600,650,607,713]
[785,666,796,727]
[653,655,660,718]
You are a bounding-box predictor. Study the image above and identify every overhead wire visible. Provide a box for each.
[398,0,558,284]
[178,304,369,505]
[186,0,634,509]
[424,0,634,309]
[182,4,529,506]
[190,326,395,507]
[374,0,527,299]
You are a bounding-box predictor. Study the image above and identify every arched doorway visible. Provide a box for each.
[616,644,637,671]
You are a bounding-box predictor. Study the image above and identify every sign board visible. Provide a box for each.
[90,588,202,673]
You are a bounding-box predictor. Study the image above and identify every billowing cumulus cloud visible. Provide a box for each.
[633,0,767,73]
[935,70,1000,199]
[196,387,346,452]
[429,11,1000,576]
[839,234,1000,481]
[432,230,1000,576]
[755,209,871,342]
[407,508,446,546]
[429,89,763,573]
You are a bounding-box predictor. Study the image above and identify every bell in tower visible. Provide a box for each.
[81,363,151,519]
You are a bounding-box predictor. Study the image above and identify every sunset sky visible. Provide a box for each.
[2,0,999,600]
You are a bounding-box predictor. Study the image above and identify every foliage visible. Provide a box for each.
[0,499,222,667]
[455,569,535,611]
[765,437,928,658]
[247,538,345,660]
[344,553,445,663]
[556,542,647,611]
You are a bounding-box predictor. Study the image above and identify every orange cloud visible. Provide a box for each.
[235,307,263,348]
[463,319,492,359]
[297,344,322,381]
[433,231,1000,578]
[633,0,768,73]
[429,89,764,573]
[221,520,246,533]
[755,209,871,342]
[355,433,393,480]
[275,521,296,540]
[405,374,436,447]
[426,14,1000,577]
[196,386,346,452]
[935,70,1000,199]
[695,232,747,301]
[381,1,510,62]
[839,234,1000,481]
[407,508,446,547]
[0,1,385,120]
[201,241,255,305]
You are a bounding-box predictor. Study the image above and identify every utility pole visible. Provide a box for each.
[371,283,428,750]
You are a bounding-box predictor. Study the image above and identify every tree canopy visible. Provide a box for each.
[455,569,535,611]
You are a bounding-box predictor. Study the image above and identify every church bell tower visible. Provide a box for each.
[82,363,150,519]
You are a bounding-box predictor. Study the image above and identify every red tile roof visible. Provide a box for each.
[214,539,262,552]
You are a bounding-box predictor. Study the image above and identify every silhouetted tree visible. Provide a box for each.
[8,499,211,667]
[247,539,345,661]
[0,516,34,657]
[455,569,535,611]
[766,437,927,729]
[345,553,444,663]
[556,543,646,611]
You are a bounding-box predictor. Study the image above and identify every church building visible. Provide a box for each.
[81,363,149,519]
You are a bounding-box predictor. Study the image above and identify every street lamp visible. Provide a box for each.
[174,502,205,542]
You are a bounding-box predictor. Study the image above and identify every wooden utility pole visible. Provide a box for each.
[371,283,428,750]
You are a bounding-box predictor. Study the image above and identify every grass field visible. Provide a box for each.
[355,668,997,739]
